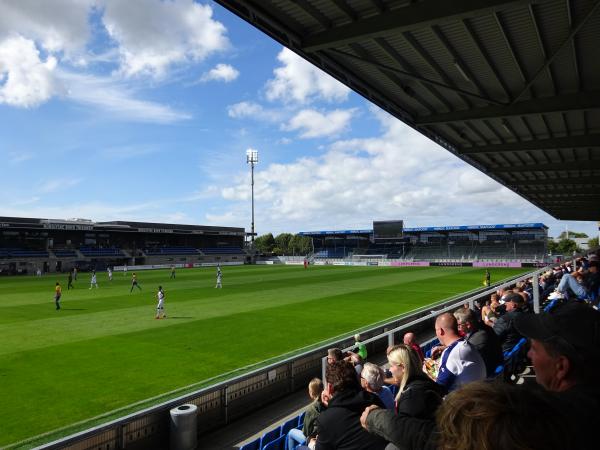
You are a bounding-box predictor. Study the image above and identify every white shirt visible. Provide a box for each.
[437,339,486,392]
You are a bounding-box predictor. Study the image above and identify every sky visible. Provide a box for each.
[0,0,597,240]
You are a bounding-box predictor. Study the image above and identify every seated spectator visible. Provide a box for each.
[403,332,425,362]
[492,292,526,353]
[360,363,395,410]
[353,333,367,360]
[555,270,588,300]
[357,344,443,447]
[389,344,443,419]
[434,313,486,392]
[481,294,500,327]
[454,307,503,378]
[345,352,364,378]
[315,361,387,450]
[288,378,325,450]
[327,348,344,365]
[362,381,574,450]
[514,302,600,447]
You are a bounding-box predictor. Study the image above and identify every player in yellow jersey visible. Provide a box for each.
[54,282,62,310]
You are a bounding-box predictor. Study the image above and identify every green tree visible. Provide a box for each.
[556,238,579,255]
[253,233,275,253]
[274,233,294,255]
[558,231,588,239]
[588,237,599,249]
[290,234,312,255]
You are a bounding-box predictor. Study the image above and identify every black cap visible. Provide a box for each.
[514,303,600,357]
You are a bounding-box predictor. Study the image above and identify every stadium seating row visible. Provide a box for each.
[240,411,305,450]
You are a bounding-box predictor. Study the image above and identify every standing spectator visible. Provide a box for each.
[402,332,425,362]
[315,361,387,450]
[54,282,62,310]
[360,363,395,410]
[454,308,503,378]
[434,313,486,392]
[287,378,325,450]
[493,292,526,352]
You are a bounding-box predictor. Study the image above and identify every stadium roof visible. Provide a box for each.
[299,222,548,235]
[215,0,600,221]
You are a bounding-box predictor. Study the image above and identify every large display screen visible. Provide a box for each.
[373,220,404,240]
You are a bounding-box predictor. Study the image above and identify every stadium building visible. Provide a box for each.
[300,222,548,261]
[0,216,246,275]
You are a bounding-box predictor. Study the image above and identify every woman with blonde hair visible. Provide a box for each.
[386,344,444,419]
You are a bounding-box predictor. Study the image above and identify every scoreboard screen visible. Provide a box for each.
[373,220,404,240]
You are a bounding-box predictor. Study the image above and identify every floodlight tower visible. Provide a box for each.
[246,148,259,243]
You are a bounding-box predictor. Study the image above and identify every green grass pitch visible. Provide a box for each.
[1,264,528,447]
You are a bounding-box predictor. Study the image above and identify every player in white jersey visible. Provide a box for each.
[155,286,166,319]
[107,267,113,281]
[215,270,222,288]
[89,271,99,289]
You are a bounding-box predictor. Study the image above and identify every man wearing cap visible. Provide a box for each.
[514,303,600,446]
[493,292,526,353]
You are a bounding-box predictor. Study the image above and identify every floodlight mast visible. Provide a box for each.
[246,149,259,243]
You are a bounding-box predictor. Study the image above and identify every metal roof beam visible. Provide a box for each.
[490,160,600,172]
[416,90,600,124]
[512,0,600,104]
[461,134,600,154]
[302,0,539,52]
[509,176,600,186]
[522,186,598,194]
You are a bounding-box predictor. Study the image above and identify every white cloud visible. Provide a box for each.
[101,0,229,78]
[39,177,83,194]
[265,47,350,104]
[61,71,191,123]
[8,152,33,165]
[0,36,61,107]
[0,0,93,55]
[283,108,356,138]
[227,101,283,122]
[200,63,239,82]
[217,108,536,233]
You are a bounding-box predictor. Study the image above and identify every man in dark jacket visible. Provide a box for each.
[454,307,503,377]
[493,292,526,352]
[315,361,387,450]
[514,302,600,449]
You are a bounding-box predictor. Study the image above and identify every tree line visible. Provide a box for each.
[548,231,598,256]
[252,233,312,255]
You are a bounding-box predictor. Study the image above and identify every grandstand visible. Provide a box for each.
[301,223,548,262]
[0,216,247,275]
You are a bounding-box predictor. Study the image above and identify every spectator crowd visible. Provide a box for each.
[286,251,600,450]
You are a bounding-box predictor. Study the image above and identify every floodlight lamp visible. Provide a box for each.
[246,148,259,164]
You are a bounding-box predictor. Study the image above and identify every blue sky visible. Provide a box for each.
[0,0,597,240]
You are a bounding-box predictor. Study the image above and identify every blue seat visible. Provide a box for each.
[260,427,281,449]
[240,437,261,450]
[298,411,306,427]
[281,417,298,438]
[263,435,285,450]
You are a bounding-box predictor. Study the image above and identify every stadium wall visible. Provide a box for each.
[29,268,548,450]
